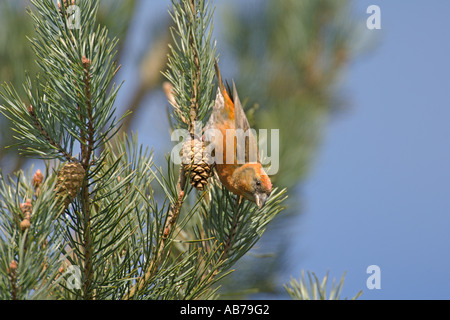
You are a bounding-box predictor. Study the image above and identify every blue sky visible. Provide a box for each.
[289,0,450,299]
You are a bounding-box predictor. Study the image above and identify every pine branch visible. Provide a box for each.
[0,167,66,300]
[199,181,287,272]
[163,0,216,129]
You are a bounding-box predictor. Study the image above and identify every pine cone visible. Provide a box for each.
[20,219,31,231]
[55,162,85,207]
[32,169,44,189]
[181,139,213,191]
[19,199,32,231]
[20,199,32,218]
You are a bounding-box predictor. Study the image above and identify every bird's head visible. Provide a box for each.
[234,164,272,209]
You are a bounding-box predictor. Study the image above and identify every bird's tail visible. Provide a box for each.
[214,60,225,94]
[215,60,233,102]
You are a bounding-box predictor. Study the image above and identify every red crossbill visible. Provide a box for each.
[204,62,272,208]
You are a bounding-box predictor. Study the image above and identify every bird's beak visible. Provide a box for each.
[255,193,268,209]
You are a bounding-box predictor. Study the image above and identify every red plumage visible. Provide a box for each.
[204,62,272,208]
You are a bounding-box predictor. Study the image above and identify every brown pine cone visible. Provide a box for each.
[181,139,213,191]
[20,219,31,231]
[55,162,85,207]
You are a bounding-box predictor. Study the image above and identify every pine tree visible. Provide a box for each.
[0,0,286,300]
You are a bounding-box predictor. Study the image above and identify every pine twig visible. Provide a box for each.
[222,196,242,259]
[188,0,200,135]
[163,185,186,241]
[123,169,186,300]
[81,56,94,170]
[8,260,18,300]
[80,55,94,300]
[27,105,77,163]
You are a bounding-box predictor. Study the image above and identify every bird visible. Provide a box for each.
[204,61,272,209]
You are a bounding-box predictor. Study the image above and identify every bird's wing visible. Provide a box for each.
[232,80,259,163]
[204,61,227,134]
[205,61,259,164]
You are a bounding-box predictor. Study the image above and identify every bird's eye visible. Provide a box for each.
[255,180,261,186]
